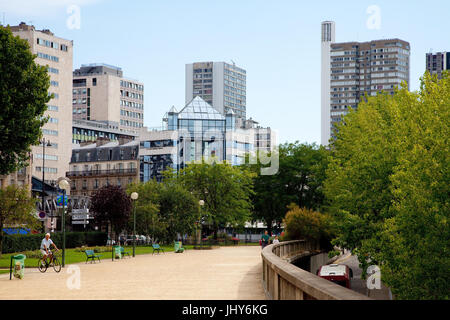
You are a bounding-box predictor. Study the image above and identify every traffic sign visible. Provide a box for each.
[72,214,92,220]
[39,211,46,219]
[72,221,89,225]
[72,209,89,214]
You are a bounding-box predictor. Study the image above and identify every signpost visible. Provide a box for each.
[72,221,89,225]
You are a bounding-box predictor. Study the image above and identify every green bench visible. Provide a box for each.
[152,244,164,255]
[120,246,131,258]
[85,249,101,263]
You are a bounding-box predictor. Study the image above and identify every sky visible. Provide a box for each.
[1,0,449,144]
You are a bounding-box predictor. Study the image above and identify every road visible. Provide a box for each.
[334,252,391,300]
[0,246,265,300]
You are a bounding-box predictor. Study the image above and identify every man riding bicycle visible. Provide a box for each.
[40,233,59,263]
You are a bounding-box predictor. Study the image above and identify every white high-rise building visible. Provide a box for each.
[185,61,247,119]
[321,21,335,146]
[321,21,410,146]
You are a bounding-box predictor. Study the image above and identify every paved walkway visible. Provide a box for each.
[0,246,265,300]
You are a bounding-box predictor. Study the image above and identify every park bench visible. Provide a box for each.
[120,246,131,258]
[152,243,164,255]
[85,249,101,263]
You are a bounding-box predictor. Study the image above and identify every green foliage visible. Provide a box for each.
[90,185,132,240]
[283,204,334,250]
[324,73,449,299]
[244,143,329,233]
[0,26,51,175]
[127,179,199,243]
[1,232,107,254]
[0,185,39,256]
[173,160,254,238]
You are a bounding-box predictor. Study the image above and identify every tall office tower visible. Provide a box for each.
[185,61,247,119]
[321,21,335,146]
[11,22,73,183]
[73,64,144,135]
[426,52,450,79]
[321,21,410,145]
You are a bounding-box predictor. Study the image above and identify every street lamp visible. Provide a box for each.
[131,192,138,257]
[58,178,70,267]
[198,200,205,247]
[40,138,52,228]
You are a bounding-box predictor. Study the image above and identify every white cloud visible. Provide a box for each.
[0,0,102,18]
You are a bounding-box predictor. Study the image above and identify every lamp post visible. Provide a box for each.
[198,200,204,247]
[40,138,52,229]
[131,192,139,257]
[58,178,70,267]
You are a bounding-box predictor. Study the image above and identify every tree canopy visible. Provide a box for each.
[244,143,329,234]
[90,185,132,240]
[173,160,254,239]
[0,26,50,175]
[324,73,449,299]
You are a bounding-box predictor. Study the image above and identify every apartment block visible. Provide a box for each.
[426,52,450,79]
[11,22,73,183]
[67,139,140,197]
[73,64,144,135]
[186,61,247,119]
[321,21,410,145]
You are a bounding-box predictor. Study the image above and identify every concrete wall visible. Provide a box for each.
[261,240,370,300]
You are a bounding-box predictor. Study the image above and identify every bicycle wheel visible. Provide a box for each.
[38,258,47,273]
[52,257,62,273]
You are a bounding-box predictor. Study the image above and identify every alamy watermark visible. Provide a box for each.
[366,5,381,30]
[366,265,382,290]
[66,5,81,30]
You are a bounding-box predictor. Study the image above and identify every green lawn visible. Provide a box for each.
[0,245,195,269]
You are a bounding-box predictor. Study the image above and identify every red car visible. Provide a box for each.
[316,264,353,289]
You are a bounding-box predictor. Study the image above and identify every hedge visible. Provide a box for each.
[1,232,108,254]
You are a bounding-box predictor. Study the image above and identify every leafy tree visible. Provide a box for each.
[127,180,198,243]
[126,181,160,239]
[173,160,254,239]
[90,185,132,242]
[0,185,40,256]
[244,143,329,234]
[158,181,199,242]
[324,73,449,299]
[282,204,334,250]
[0,26,50,175]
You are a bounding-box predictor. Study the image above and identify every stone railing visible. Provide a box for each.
[261,240,370,300]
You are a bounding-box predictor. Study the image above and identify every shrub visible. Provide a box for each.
[283,204,334,250]
[2,232,108,254]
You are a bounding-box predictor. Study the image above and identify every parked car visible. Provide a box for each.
[316,264,353,289]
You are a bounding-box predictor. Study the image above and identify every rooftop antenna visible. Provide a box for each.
[231,59,236,66]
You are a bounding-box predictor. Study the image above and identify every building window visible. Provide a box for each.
[92,78,97,86]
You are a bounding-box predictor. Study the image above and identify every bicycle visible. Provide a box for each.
[38,250,61,273]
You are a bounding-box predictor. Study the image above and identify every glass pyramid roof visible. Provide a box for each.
[178,96,225,120]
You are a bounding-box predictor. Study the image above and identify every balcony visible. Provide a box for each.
[67,168,137,178]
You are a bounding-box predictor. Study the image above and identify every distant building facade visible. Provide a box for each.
[321,21,410,145]
[426,52,450,79]
[67,139,139,197]
[73,63,144,135]
[72,119,137,144]
[11,22,73,183]
[186,61,247,119]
